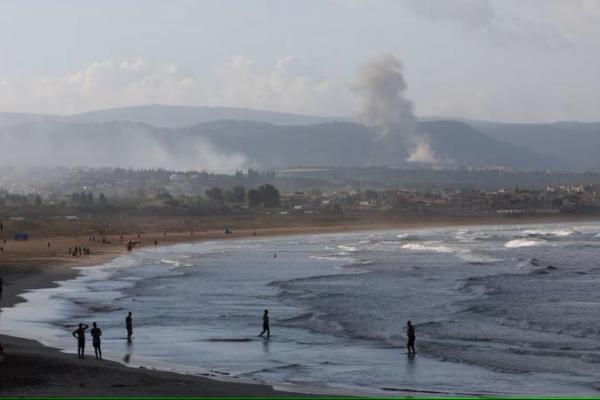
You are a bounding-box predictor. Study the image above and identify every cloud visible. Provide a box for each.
[0,57,350,116]
[402,0,600,48]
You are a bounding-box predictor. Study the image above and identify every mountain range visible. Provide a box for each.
[0,105,597,171]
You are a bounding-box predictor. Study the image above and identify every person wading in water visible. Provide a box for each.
[125,312,133,342]
[406,320,416,355]
[258,309,270,339]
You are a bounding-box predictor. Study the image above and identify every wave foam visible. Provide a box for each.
[504,239,545,248]
[523,229,574,237]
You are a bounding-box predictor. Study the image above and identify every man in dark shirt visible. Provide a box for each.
[72,323,89,359]
[258,309,270,338]
[406,320,416,355]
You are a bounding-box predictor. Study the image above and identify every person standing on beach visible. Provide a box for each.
[91,322,102,360]
[406,320,416,355]
[72,323,89,359]
[258,309,270,338]
[125,312,133,342]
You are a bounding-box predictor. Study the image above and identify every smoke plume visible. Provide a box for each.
[352,54,437,163]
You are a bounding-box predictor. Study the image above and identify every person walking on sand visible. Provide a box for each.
[258,309,270,338]
[125,312,133,342]
[91,322,102,360]
[406,320,416,355]
[72,323,89,359]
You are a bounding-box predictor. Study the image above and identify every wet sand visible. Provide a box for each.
[1,213,597,396]
[0,335,296,397]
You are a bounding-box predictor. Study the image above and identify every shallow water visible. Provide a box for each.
[2,222,600,395]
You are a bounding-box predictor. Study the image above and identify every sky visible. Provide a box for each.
[0,0,599,122]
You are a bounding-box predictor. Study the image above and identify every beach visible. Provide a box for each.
[1,213,599,396]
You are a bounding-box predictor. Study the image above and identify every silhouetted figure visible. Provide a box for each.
[72,323,89,359]
[258,309,270,338]
[91,322,102,360]
[154,240,158,246]
[274,253,277,258]
[406,320,416,355]
[47,242,50,248]
[125,312,133,342]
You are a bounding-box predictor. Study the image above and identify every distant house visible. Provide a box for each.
[14,233,29,241]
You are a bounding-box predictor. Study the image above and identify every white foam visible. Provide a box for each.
[523,229,574,237]
[504,239,545,248]
[401,242,454,253]
[337,244,359,253]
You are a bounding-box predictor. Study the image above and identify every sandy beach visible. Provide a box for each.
[1,213,598,396]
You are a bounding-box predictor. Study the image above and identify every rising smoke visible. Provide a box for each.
[352,54,437,163]
[0,121,249,173]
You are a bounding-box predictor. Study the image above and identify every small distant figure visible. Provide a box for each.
[258,309,270,339]
[91,322,102,360]
[47,242,51,248]
[406,320,416,355]
[224,228,232,235]
[273,253,277,258]
[0,276,3,301]
[72,323,89,359]
[154,240,158,246]
[253,231,256,237]
[125,312,133,342]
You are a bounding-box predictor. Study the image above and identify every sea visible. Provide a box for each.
[2,221,600,395]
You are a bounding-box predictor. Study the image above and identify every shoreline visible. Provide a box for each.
[2,213,599,396]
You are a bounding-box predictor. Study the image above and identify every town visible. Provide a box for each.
[1,166,600,218]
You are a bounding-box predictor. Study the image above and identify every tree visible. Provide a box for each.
[248,189,261,207]
[232,186,246,202]
[258,184,280,208]
[99,193,107,205]
[35,196,42,206]
[87,192,94,204]
[205,187,224,202]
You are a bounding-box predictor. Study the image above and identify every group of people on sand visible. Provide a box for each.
[126,240,141,252]
[72,312,133,360]
[69,246,91,257]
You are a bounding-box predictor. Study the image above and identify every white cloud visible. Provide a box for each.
[0,57,351,116]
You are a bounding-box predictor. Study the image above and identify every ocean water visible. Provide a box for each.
[2,222,600,395]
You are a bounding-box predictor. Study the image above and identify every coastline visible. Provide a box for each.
[1,213,599,396]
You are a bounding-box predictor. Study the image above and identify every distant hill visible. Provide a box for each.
[184,120,562,169]
[0,105,346,129]
[2,104,597,171]
[0,118,559,170]
[463,120,600,170]
[0,112,56,128]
